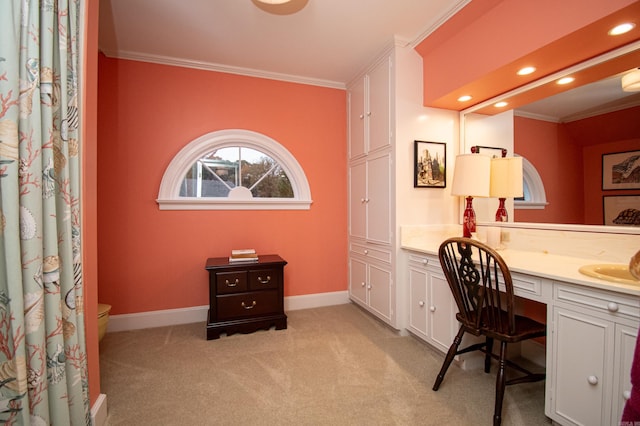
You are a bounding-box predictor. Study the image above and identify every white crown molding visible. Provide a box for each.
[99,48,346,90]
[410,0,472,49]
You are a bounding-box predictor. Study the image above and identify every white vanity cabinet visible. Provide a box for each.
[406,251,456,353]
[349,243,393,323]
[548,282,639,426]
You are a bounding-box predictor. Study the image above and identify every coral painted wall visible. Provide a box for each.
[514,116,584,224]
[514,108,640,225]
[97,56,347,315]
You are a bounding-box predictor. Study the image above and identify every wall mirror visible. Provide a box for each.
[460,41,640,235]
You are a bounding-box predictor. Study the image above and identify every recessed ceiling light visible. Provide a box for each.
[495,101,508,108]
[517,67,536,76]
[608,23,635,36]
[557,77,575,85]
[458,95,472,102]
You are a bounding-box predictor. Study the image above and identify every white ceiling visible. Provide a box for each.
[98,0,468,88]
[516,73,640,122]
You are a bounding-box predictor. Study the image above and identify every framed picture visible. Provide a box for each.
[603,195,640,226]
[602,150,640,190]
[414,140,446,188]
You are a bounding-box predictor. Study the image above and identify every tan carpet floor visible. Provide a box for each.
[99,303,551,425]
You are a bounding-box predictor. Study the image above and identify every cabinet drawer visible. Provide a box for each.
[216,272,248,294]
[350,242,392,263]
[248,269,280,290]
[217,291,279,320]
[554,283,640,320]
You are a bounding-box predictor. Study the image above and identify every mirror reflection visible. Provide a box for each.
[462,44,640,231]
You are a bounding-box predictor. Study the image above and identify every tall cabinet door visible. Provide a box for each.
[349,161,366,240]
[366,151,391,244]
[348,77,366,159]
[550,307,614,426]
[367,57,390,153]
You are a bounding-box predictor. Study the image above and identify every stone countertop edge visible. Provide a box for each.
[401,238,640,298]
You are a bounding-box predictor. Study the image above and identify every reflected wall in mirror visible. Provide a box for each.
[461,42,640,234]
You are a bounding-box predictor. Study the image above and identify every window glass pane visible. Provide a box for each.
[179,147,293,198]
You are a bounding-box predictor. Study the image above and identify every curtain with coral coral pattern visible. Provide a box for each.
[0,0,90,424]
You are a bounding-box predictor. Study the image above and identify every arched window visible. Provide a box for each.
[157,129,312,210]
[514,155,548,210]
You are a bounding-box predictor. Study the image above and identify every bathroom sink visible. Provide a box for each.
[578,264,640,285]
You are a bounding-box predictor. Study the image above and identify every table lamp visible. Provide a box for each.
[451,154,491,237]
[490,156,523,222]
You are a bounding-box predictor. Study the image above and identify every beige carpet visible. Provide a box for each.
[99,303,551,425]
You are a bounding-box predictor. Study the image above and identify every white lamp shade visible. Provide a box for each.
[255,0,292,3]
[622,69,640,92]
[490,157,523,197]
[451,154,491,197]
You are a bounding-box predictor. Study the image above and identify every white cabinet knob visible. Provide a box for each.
[367,112,371,116]
[430,306,436,312]
[360,198,366,203]
[587,375,598,385]
[359,114,364,120]
[607,302,619,312]
[364,250,368,255]
[361,282,366,287]
[624,390,631,400]
[418,301,425,307]
[422,259,428,265]
[367,285,372,290]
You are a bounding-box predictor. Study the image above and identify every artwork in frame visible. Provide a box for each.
[473,145,506,158]
[603,195,640,226]
[602,150,640,190]
[414,140,446,188]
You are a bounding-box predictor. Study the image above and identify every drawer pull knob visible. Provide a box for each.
[241,301,257,310]
[430,306,436,312]
[225,278,239,287]
[422,259,428,265]
[587,375,598,385]
[361,282,366,287]
[418,301,425,307]
[258,276,271,284]
[607,302,619,312]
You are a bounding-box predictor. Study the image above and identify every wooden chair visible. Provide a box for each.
[432,237,546,426]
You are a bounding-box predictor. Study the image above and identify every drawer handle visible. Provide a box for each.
[241,301,257,310]
[607,302,619,312]
[587,375,598,385]
[225,278,239,287]
[257,276,271,284]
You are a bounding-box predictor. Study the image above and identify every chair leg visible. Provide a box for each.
[484,337,494,373]
[493,341,508,426]
[433,327,465,391]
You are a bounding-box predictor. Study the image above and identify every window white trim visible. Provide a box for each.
[515,155,548,210]
[157,129,312,210]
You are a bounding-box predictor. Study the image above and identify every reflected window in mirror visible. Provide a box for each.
[515,156,548,210]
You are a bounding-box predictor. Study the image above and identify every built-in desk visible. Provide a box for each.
[401,234,640,426]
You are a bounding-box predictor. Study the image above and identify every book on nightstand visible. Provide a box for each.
[229,249,258,263]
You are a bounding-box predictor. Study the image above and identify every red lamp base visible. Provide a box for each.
[462,196,476,238]
[495,198,508,222]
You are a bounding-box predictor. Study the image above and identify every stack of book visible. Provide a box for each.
[229,249,259,263]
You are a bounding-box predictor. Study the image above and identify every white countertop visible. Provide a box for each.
[401,231,640,297]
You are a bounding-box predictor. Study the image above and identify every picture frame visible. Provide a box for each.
[414,140,446,188]
[603,195,640,226]
[602,150,640,190]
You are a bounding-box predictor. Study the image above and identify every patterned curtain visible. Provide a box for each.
[0,1,90,425]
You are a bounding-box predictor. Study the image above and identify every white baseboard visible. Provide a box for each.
[107,290,350,333]
[91,393,108,426]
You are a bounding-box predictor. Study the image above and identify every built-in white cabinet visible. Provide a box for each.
[548,282,639,426]
[347,50,397,326]
[406,251,456,352]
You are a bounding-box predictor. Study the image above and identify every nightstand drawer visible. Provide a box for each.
[248,269,279,290]
[216,272,248,294]
[217,290,279,320]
